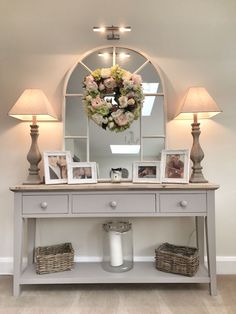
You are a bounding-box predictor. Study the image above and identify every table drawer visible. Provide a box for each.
[160,193,207,213]
[22,195,69,214]
[72,193,156,213]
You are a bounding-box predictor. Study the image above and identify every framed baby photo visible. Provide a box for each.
[160,149,190,183]
[133,161,161,183]
[67,162,97,184]
[43,151,72,185]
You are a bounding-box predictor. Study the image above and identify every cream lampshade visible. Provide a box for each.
[175,87,222,183]
[8,89,57,184]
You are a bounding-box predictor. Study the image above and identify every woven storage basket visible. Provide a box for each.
[155,242,199,277]
[35,242,74,275]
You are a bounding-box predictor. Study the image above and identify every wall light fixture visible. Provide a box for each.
[93,25,131,40]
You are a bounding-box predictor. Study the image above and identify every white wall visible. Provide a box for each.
[1,0,236,273]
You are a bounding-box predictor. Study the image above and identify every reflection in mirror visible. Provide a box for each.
[142,138,165,161]
[139,62,163,93]
[90,119,140,179]
[65,138,87,162]
[142,96,165,136]
[65,97,87,136]
[63,46,166,180]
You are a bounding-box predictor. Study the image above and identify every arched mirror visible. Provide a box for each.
[63,46,166,180]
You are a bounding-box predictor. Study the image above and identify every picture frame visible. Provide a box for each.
[43,151,72,185]
[132,161,161,183]
[67,162,97,184]
[160,149,190,183]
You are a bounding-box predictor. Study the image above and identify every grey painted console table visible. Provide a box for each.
[10,182,219,297]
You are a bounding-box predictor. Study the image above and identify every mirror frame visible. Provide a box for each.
[62,45,167,180]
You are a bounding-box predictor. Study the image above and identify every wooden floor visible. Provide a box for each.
[0,275,236,314]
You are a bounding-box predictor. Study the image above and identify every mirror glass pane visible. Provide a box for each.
[65,97,87,136]
[143,138,165,161]
[142,96,165,136]
[66,63,90,94]
[82,47,114,71]
[115,48,146,73]
[139,62,163,93]
[65,138,87,162]
[89,119,140,179]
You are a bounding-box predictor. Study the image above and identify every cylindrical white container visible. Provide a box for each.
[110,168,122,182]
[109,231,123,266]
[102,221,133,273]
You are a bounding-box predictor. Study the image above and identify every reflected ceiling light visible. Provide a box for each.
[98,52,110,58]
[93,25,131,40]
[142,83,159,116]
[98,52,130,58]
[110,145,140,154]
[119,52,130,58]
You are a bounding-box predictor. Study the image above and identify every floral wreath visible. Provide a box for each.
[82,65,144,132]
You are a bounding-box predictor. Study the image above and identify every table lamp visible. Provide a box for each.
[175,87,222,183]
[8,89,57,184]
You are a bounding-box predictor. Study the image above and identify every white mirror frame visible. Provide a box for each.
[62,45,167,178]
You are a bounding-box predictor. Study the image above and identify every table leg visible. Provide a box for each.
[27,218,36,265]
[13,193,23,297]
[205,191,217,296]
[195,216,205,265]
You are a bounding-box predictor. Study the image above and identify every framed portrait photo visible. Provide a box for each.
[160,149,190,183]
[43,151,72,185]
[133,161,161,183]
[67,162,97,184]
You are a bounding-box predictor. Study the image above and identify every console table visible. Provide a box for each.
[10,182,219,297]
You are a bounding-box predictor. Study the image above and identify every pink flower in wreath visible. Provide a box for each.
[114,113,129,126]
[85,75,94,84]
[91,96,103,108]
[86,81,98,92]
[131,73,142,85]
[104,77,116,90]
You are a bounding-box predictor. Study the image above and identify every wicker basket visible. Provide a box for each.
[155,242,199,277]
[35,243,74,275]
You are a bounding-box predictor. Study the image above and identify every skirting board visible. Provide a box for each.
[1,256,236,275]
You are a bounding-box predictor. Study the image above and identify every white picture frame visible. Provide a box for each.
[67,162,97,184]
[132,161,161,183]
[43,151,72,185]
[160,149,190,183]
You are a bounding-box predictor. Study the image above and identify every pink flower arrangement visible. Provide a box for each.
[83,65,144,132]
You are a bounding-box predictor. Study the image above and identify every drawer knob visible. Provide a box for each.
[40,202,48,210]
[180,200,188,208]
[110,201,117,209]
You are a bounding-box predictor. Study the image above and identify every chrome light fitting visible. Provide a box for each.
[93,25,131,40]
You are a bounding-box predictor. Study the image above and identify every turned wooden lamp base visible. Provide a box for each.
[189,171,208,183]
[23,122,42,185]
[189,114,208,184]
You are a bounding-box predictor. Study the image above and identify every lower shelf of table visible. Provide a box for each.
[19,262,210,285]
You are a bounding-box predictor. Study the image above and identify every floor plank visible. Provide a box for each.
[0,275,236,314]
